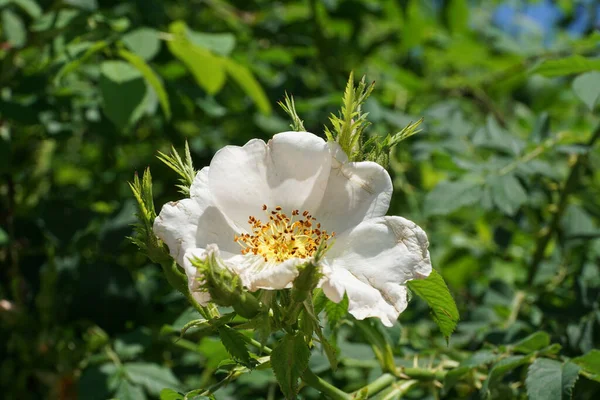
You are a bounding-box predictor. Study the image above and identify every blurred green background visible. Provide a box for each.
[1,0,600,399]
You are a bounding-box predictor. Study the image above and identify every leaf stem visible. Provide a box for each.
[526,123,600,284]
[301,368,351,400]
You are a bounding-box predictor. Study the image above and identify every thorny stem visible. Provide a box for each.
[374,380,418,400]
[526,123,600,285]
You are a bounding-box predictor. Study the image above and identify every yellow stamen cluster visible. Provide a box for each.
[234,205,334,263]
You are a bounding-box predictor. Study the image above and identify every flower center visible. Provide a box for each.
[234,205,334,263]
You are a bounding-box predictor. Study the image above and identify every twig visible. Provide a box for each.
[526,123,600,284]
[302,368,351,400]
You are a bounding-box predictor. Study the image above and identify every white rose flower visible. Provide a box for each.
[153,131,432,326]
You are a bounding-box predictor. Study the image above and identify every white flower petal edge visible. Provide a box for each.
[153,167,239,267]
[315,142,393,234]
[208,131,331,228]
[227,255,308,291]
[321,216,432,327]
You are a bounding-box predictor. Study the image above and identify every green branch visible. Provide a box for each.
[527,123,600,284]
[301,369,351,400]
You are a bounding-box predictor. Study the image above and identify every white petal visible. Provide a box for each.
[315,142,392,234]
[321,216,432,326]
[182,248,212,306]
[227,254,306,291]
[208,131,331,228]
[153,198,203,266]
[189,166,210,200]
[153,169,240,266]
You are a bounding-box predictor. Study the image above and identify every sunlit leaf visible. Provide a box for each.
[531,55,600,77]
[119,48,171,120]
[407,270,459,340]
[223,58,272,114]
[167,21,226,95]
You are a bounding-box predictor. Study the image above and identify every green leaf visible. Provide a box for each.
[531,55,600,77]
[124,363,180,396]
[122,28,161,60]
[64,0,98,11]
[324,293,349,327]
[167,21,226,95]
[217,325,252,366]
[513,332,551,354]
[115,379,147,400]
[481,355,533,397]
[1,9,27,48]
[159,389,184,400]
[187,31,236,56]
[572,349,600,382]
[99,61,147,130]
[488,174,528,215]
[223,58,272,114]
[0,227,9,245]
[407,270,459,340]
[270,333,311,400]
[12,0,42,19]
[572,71,600,111]
[424,180,482,216]
[446,0,469,35]
[55,41,109,84]
[526,358,580,400]
[118,48,171,120]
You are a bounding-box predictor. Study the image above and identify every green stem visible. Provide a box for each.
[527,123,600,284]
[302,369,351,400]
[354,373,395,397]
[245,337,272,354]
[353,368,447,398]
[400,367,446,381]
[373,380,418,400]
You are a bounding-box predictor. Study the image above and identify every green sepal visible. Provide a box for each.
[191,251,262,319]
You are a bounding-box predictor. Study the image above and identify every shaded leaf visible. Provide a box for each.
[572,71,600,111]
[99,61,147,129]
[481,355,533,397]
[124,363,180,396]
[572,349,600,382]
[513,331,551,354]
[271,333,311,399]
[489,174,528,215]
[1,9,26,48]
[217,325,252,366]
[55,41,109,84]
[424,180,482,216]
[122,27,161,60]
[115,379,147,400]
[188,30,236,56]
[12,0,42,19]
[526,358,580,400]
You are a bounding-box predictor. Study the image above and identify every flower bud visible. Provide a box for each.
[191,247,261,319]
[291,261,322,303]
